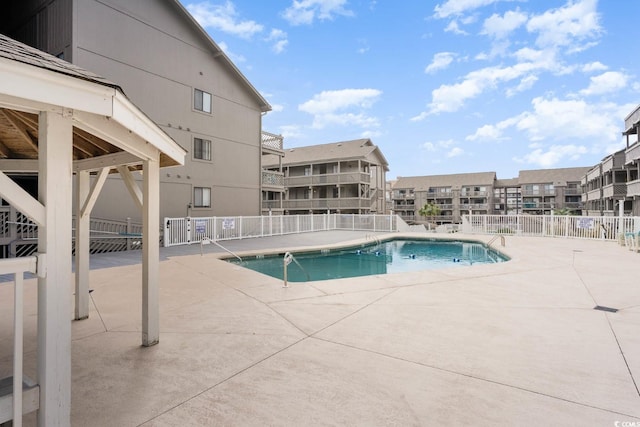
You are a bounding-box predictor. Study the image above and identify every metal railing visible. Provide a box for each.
[461,214,639,241]
[163,213,399,247]
[262,170,285,187]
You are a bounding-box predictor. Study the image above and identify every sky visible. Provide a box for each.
[181,0,639,180]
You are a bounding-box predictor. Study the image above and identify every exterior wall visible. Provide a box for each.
[2,0,265,222]
[72,0,262,220]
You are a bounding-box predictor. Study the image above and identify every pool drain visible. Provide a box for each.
[593,305,618,313]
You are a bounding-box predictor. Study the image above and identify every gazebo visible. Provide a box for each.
[0,34,185,425]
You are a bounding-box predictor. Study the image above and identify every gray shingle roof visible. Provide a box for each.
[0,33,120,91]
[264,139,389,170]
[393,172,497,191]
[517,167,590,185]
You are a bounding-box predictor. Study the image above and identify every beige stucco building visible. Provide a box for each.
[1,0,271,221]
[262,139,389,215]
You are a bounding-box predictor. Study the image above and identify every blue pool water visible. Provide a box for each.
[227,238,509,282]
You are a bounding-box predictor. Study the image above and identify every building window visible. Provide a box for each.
[193,137,211,161]
[194,89,212,113]
[194,187,211,208]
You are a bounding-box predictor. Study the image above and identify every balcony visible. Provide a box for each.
[624,104,640,133]
[460,191,487,197]
[627,179,640,197]
[521,189,555,196]
[284,197,373,210]
[602,183,626,199]
[261,131,284,155]
[392,192,415,199]
[285,172,370,187]
[584,188,601,201]
[459,203,489,210]
[426,191,453,198]
[626,142,640,164]
[521,202,554,209]
[262,170,285,191]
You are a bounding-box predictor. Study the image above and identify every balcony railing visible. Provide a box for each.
[627,179,640,197]
[626,142,640,164]
[283,197,373,210]
[602,183,626,199]
[285,172,370,187]
[262,170,284,189]
[521,202,554,209]
[459,203,489,210]
[392,192,415,199]
[460,191,488,197]
[521,189,555,196]
[261,131,284,152]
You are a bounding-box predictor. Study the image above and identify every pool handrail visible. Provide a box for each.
[201,237,242,262]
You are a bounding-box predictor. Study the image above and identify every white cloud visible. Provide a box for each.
[434,0,503,19]
[425,52,456,74]
[526,0,602,50]
[581,61,608,73]
[444,20,468,35]
[579,71,628,96]
[266,29,289,54]
[446,147,465,157]
[506,74,538,97]
[216,41,246,63]
[513,144,588,168]
[279,124,304,140]
[282,0,353,26]
[186,1,263,39]
[422,139,457,153]
[481,9,528,39]
[299,88,382,129]
[415,60,548,118]
[299,88,381,114]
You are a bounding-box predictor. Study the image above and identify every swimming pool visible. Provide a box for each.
[227,238,508,282]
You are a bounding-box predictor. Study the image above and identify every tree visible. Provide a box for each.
[553,207,573,216]
[418,203,441,221]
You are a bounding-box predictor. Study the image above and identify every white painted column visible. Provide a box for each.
[74,170,90,320]
[142,155,160,346]
[37,110,73,426]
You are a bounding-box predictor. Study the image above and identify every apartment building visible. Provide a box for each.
[262,139,389,215]
[1,0,272,220]
[622,104,640,215]
[518,167,588,215]
[582,150,629,216]
[392,167,589,223]
[392,172,497,224]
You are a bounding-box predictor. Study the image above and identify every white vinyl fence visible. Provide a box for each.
[163,214,398,247]
[461,214,640,241]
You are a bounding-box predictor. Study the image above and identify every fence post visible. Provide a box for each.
[213,217,217,241]
[352,214,355,230]
[280,215,283,235]
[297,215,300,233]
[126,217,132,250]
[186,217,192,244]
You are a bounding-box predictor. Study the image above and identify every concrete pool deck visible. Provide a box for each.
[1,231,640,425]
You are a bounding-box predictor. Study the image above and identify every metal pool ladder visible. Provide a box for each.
[487,234,505,248]
[283,252,310,287]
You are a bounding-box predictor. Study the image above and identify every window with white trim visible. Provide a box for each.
[194,187,211,208]
[193,137,211,161]
[194,88,212,113]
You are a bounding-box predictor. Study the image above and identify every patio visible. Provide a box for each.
[1,231,639,425]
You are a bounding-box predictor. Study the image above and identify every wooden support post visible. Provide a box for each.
[74,170,90,320]
[142,155,160,347]
[37,110,72,426]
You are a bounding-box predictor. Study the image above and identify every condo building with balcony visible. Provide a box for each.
[392,167,589,223]
[622,104,640,215]
[261,131,285,215]
[1,0,272,220]
[262,139,389,215]
[582,150,630,216]
[392,172,497,224]
[518,168,588,215]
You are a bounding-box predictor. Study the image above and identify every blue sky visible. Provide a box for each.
[182,0,639,180]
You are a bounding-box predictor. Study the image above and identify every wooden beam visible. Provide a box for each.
[0,159,39,172]
[74,111,158,162]
[0,170,45,225]
[0,138,12,158]
[73,127,114,155]
[117,165,143,211]
[80,167,109,218]
[74,151,141,172]
[0,109,38,151]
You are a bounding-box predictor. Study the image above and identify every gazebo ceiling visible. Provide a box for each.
[0,107,177,170]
